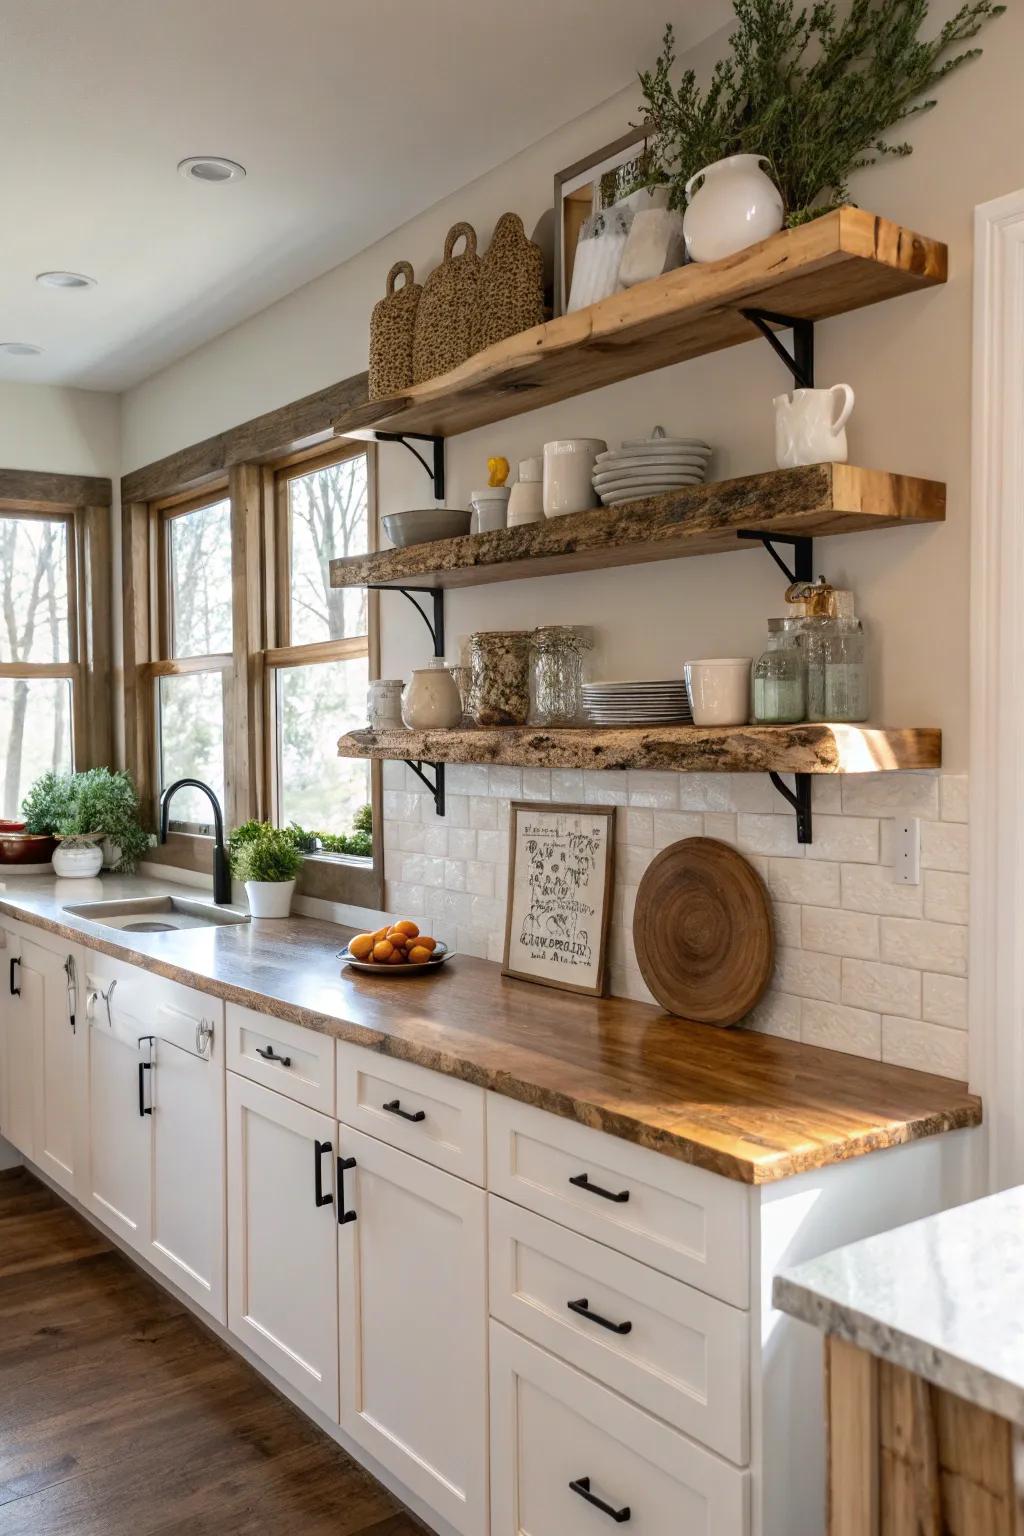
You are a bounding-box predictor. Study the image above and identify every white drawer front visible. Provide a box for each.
[487,1095,750,1307]
[490,1323,749,1536]
[489,1197,749,1464]
[226,1003,335,1114]
[337,1040,485,1185]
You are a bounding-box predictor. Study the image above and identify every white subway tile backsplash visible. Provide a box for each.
[921,820,968,873]
[801,907,879,960]
[922,972,968,1030]
[381,770,968,1079]
[880,916,967,977]
[841,772,940,819]
[806,815,879,865]
[801,1000,882,1059]
[882,1016,969,1079]
[842,958,921,1018]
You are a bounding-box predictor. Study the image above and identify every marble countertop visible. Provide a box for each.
[0,873,981,1185]
[774,1186,1024,1424]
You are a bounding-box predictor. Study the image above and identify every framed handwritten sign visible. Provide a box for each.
[502,801,615,997]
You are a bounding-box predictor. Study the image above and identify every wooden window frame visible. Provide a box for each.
[0,478,113,811]
[265,439,383,910]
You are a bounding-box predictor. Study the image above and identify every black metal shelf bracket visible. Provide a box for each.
[368,585,445,658]
[740,308,815,390]
[735,529,814,584]
[404,760,446,818]
[769,771,813,844]
[375,431,446,502]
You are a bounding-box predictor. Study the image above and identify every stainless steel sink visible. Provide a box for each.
[63,896,250,933]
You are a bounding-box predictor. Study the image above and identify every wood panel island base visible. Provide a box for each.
[0,876,984,1536]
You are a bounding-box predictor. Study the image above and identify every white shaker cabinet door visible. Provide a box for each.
[148,1022,225,1322]
[338,1125,489,1536]
[2,931,34,1159]
[85,983,152,1251]
[26,938,82,1197]
[226,1072,339,1418]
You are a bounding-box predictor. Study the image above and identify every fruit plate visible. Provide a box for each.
[339,940,453,976]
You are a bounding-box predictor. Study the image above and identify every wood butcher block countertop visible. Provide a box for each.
[0,876,981,1185]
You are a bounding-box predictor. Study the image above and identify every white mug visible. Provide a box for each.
[683,658,752,726]
[543,438,607,518]
[774,384,855,468]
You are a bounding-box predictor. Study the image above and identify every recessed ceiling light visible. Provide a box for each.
[178,156,246,184]
[0,342,43,357]
[36,271,97,289]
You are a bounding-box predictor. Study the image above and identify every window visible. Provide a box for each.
[0,513,78,818]
[268,445,374,847]
[153,492,232,831]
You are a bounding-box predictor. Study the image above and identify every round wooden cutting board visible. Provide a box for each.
[633,837,775,1025]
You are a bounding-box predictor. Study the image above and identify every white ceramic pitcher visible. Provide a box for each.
[774,384,855,468]
[683,154,784,263]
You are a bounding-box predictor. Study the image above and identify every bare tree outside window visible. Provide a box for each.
[288,457,367,644]
[0,516,73,818]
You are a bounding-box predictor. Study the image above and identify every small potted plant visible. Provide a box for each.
[18,772,100,876]
[73,768,152,873]
[229,821,302,918]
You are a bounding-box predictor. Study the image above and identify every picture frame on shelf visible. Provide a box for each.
[553,128,652,316]
[502,801,615,997]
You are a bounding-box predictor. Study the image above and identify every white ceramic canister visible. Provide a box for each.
[683,154,784,264]
[52,841,104,878]
[507,457,544,527]
[683,658,752,726]
[470,487,510,534]
[543,438,607,518]
[774,384,855,468]
[368,678,405,729]
[401,659,464,729]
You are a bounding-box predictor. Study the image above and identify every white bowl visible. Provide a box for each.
[382,508,472,547]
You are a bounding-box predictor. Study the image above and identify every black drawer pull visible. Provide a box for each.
[9,956,20,996]
[336,1155,357,1225]
[570,1172,629,1204]
[569,1476,630,1523]
[382,1098,426,1123]
[256,1044,292,1067]
[567,1297,633,1335]
[314,1140,333,1208]
[138,1062,152,1116]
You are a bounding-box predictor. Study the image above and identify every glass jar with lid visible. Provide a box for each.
[466,630,532,725]
[530,626,592,726]
[810,617,869,722]
[753,618,806,724]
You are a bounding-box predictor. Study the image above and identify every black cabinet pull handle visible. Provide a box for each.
[336,1155,357,1225]
[570,1172,630,1204]
[9,956,20,996]
[382,1098,426,1123]
[314,1140,334,1208]
[256,1044,292,1066]
[567,1297,633,1335]
[569,1477,630,1523]
[138,1062,152,1116]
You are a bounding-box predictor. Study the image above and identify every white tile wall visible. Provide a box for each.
[381,765,970,1080]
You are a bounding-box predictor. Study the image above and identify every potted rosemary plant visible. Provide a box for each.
[228,822,303,918]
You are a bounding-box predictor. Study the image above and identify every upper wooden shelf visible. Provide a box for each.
[330,463,943,591]
[333,207,946,441]
[338,723,941,776]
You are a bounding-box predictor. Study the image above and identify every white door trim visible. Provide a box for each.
[970,188,1024,1189]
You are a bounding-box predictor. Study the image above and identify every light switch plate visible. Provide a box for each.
[892,817,921,884]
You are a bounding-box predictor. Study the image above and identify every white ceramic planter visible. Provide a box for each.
[101,836,122,870]
[683,154,784,264]
[245,879,296,918]
[52,842,104,878]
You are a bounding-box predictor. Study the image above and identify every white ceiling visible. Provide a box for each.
[0,0,728,393]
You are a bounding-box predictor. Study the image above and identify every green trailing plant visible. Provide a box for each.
[637,0,1004,223]
[229,823,303,885]
[20,769,150,869]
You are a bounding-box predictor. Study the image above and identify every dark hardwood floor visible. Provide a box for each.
[0,1166,427,1535]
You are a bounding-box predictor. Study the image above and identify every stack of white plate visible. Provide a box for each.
[582,680,692,725]
[592,426,713,507]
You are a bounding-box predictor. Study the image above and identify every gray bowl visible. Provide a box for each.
[383,508,472,548]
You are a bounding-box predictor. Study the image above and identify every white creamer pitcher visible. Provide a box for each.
[683,154,784,263]
[774,384,855,468]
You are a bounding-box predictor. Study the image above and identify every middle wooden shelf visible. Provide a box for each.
[329,462,944,592]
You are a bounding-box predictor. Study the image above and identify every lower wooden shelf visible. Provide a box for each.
[338,723,941,775]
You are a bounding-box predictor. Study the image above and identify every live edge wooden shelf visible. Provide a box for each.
[329,463,944,591]
[338,723,941,777]
[333,207,946,441]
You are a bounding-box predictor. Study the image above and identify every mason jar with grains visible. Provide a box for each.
[466,630,532,726]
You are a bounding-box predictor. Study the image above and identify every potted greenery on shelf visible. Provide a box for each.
[20,768,151,878]
[228,822,303,918]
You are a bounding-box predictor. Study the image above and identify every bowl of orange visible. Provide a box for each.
[341,920,451,976]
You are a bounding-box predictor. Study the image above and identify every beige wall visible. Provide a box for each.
[0,381,119,479]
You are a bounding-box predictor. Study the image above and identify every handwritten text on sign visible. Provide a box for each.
[506,808,612,991]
